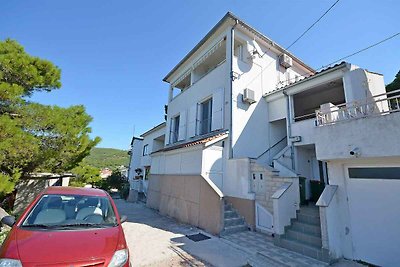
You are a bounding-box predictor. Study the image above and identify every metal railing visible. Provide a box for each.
[251,136,287,162]
[316,89,400,126]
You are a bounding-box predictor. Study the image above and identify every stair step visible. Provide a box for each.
[224,204,233,211]
[291,221,321,237]
[224,217,245,227]
[278,237,329,262]
[285,229,322,247]
[296,213,321,225]
[224,210,237,219]
[298,207,320,216]
[220,224,248,236]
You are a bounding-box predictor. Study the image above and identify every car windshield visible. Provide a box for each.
[21,194,118,229]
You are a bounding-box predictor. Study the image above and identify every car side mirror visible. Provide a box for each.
[1,216,16,227]
[120,215,127,224]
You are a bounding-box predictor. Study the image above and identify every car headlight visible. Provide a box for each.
[108,249,128,267]
[0,259,22,267]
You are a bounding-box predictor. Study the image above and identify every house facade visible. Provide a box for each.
[127,123,165,200]
[134,12,400,266]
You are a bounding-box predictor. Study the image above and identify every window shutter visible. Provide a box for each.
[187,104,198,137]
[211,88,224,131]
[178,110,186,141]
[165,118,171,145]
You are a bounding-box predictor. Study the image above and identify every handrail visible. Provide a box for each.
[294,112,316,121]
[316,88,400,126]
[252,136,287,160]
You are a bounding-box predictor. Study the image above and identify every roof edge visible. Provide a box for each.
[140,122,166,137]
[163,12,315,83]
[264,62,350,98]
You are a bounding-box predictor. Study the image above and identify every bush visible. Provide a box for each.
[119,182,130,200]
[0,227,10,246]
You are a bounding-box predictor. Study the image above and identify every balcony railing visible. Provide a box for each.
[316,89,400,126]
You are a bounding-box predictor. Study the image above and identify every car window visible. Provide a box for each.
[21,194,118,228]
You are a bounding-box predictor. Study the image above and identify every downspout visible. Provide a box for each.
[229,19,238,159]
[283,90,295,170]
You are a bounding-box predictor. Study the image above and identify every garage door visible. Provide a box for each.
[345,166,400,267]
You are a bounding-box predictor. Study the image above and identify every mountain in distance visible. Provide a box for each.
[83,147,129,169]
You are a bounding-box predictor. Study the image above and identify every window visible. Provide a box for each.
[142,144,149,156]
[200,98,212,135]
[170,115,180,143]
[348,167,400,180]
[21,194,117,228]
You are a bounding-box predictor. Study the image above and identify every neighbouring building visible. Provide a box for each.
[127,136,144,181]
[100,168,112,179]
[13,173,72,214]
[130,12,400,266]
[127,123,165,201]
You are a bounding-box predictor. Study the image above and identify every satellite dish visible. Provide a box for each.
[251,39,263,57]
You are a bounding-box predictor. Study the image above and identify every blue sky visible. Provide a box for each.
[1,1,399,150]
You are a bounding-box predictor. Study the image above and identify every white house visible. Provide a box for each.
[127,137,143,179]
[147,11,312,235]
[141,12,400,266]
[127,123,165,200]
[264,61,400,266]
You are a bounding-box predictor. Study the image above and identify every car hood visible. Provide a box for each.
[16,226,120,264]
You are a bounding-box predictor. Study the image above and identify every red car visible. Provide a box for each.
[0,187,130,267]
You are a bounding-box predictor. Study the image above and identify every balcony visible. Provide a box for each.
[169,39,227,102]
[315,89,400,126]
[314,89,400,160]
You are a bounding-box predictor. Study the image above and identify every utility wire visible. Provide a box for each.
[244,0,342,91]
[286,0,341,51]
[279,31,400,86]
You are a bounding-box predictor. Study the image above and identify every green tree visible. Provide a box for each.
[386,70,400,92]
[69,163,101,187]
[0,39,100,196]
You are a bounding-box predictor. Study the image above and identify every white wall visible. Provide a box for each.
[231,28,308,160]
[202,143,224,190]
[325,158,400,266]
[151,146,203,175]
[166,61,229,145]
[343,68,386,104]
[268,97,286,122]
[291,119,317,146]
[128,138,143,180]
[141,125,166,167]
[315,111,400,160]
[223,158,254,200]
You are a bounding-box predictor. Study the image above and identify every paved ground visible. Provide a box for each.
[115,199,248,267]
[115,199,363,267]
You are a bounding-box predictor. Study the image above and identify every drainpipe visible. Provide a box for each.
[283,90,295,170]
[229,20,238,159]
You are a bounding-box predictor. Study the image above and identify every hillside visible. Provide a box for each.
[83,147,129,169]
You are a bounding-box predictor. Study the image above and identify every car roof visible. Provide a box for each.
[42,186,109,197]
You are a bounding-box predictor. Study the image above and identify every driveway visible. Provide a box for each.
[115,199,249,267]
[115,199,363,267]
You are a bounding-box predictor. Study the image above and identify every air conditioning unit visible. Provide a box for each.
[279,54,293,69]
[243,88,256,104]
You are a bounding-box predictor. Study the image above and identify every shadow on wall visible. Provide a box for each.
[232,98,270,159]
[13,179,47,215]
[145,174,224,235]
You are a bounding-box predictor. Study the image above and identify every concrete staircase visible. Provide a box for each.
[274,204,330,263]
[220,201,248,236]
